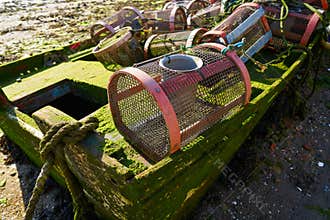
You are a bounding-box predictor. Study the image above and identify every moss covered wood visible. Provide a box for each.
[0,34,319,219]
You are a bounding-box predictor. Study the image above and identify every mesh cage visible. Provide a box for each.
[163,0,210,15]
[92,27,144,66]
[108,43,251,162]
[90,6,143,43]
[201,3,272,63]
[144,28,207,59]
[142,6,187,34]
[265,6,321,47]
[187,2,224,28]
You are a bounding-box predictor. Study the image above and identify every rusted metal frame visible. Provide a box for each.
[108,67,181,154]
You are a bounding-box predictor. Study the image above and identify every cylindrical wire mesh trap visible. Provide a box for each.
[187,2,224,28]
[90,6,143,43]
[144,28,207,59]
[141,6,187,34]
[92,27,144,66]
[108,43,251,161]
[163,0,210,15]
[265,6,321,47]
[201,3,272,63]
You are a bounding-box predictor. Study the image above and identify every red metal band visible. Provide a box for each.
[186,0,209,12]
[144,34,158,59]
[169,7,186,31]
[300,12,320,46]
[201,30,227,43]
[261,16,271,33]
[122,6,144,19]
[90,21,116,41]
[321,0,328,10]
[186,28,208,48]
[108,67,181,154]
[237,2,260,9]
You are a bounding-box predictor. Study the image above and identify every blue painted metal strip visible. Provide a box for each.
[226,7,265,44]
[240,31,272,63]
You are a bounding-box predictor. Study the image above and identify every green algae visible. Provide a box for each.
[93,105,148,174]
[3,60,113,101]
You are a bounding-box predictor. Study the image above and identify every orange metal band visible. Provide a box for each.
[169,7,186,31]
[321,0,328,10]
[201,30,227,43]
[143,34,158,59]
[186,28,208,48]
[108,67,181,154]
[300,12,320,46]
[237,2,260,9]
[122,6,144,19]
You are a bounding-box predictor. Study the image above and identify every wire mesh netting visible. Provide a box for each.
[142,7,187,34]
[187,2,224,28]
[163,0,210,15]
[265,6,321,47]
[144,28,207,58]
[202,3,272,62]
[90,6,143,43]
[108,44,250,161]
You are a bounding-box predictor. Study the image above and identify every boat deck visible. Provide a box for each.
[0,42,315,219]
[0,48,301,175]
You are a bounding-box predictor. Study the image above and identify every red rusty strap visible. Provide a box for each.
[300,12,320,46]
[186,0,209,11]
[196,43,251,105]
[261,16,271,33]
[108,67,181,154]
[320,0,328,10]
[122,6,144,19]
[90,21,116,40]
[237,2,260,9]
[169,6,186,31]
[201,30,227,43]
[144,34,158,59]
[186,28,208,48]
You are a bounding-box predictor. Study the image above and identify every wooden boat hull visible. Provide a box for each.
[0,35,320,219]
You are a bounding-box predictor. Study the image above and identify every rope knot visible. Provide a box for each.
[25,117,99,220]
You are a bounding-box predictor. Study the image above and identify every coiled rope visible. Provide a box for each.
[25,117,99,220]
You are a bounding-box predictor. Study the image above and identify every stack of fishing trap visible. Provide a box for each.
[90,6,143,43]
[144,28,207,58]
[108,43,251,161]
[163,0,210,15]
[141,6,187,34]
[264,5,322,49]
[187,2,225,28]
[201,3,272,62]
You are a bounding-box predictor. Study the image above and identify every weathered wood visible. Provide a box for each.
[0,33,320,219]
